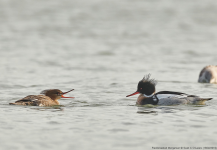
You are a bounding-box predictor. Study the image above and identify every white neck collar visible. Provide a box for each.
[143,93,154,97]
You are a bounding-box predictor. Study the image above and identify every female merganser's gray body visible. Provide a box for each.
[9,89,74,106]
[126,74,212,105]
[198,65,217,83]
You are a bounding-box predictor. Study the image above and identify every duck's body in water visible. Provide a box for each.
[9,89,74,106]
[198,65,217,83]
[126,74,212,105]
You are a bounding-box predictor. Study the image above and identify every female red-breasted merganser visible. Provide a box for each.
[126,74,212,105]
[9,89,74,106]
[198,65,217,83]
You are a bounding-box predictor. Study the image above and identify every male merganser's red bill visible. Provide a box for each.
[126,92,140,97]
[126,74,212,105]
[9,89,74,106]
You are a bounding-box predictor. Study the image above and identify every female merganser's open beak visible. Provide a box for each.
[61,89,75,98]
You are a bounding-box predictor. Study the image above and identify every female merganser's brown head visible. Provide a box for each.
[126,74,157,97]
[41,89,74,101]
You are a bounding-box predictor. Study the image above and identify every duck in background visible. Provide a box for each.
[198,65,217,83]
[126,74,212,105]
[9,89,74,106]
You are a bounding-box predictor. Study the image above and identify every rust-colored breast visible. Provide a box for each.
[136,94,146,105]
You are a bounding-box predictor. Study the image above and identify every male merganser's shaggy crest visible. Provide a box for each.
[9,89,74,106]
[126,74,212,105]
[198,65,217,83]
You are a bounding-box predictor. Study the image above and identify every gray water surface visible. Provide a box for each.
[1,0,217,150]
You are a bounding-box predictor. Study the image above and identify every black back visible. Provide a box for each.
[155,91,186,95]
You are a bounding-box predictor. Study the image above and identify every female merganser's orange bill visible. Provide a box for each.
[126,74,212,105]
[9,89,74,106]
[198,65,217,83]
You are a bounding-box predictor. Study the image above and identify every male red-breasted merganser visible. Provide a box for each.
[9,89,74,106]
[126,74,212,105]
[198,65,217,83]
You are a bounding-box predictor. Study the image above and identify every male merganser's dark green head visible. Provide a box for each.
[126,74,157,97]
